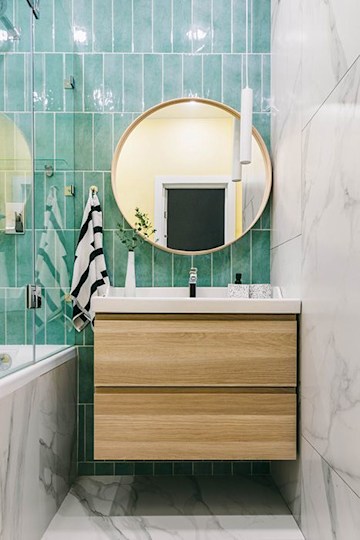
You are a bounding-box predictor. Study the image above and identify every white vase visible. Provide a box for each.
[125,250,136,297]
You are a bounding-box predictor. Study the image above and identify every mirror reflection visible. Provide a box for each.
[112,99,271,254]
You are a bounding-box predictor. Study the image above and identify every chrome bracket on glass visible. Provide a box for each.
[26,284,42,309]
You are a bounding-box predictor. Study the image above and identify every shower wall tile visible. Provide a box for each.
[113,0,133,53]
[5,55,25,111]
[193,0,212,53]
[233,0,246,53]
[173,0,192,53]
[45,54,64,112]
[104,54,123,112]
[93,0,113,53]
[163,54,183,101]
[203,54,222,101]
[133,0,152,53]
[55,0,73,53]
[34,0,54,52]
[183,54,202,97]
[123,54,143,112]
[213,0,232,53]
[252,0,271,53]
[153,0,172,53]
[144,54,162,109]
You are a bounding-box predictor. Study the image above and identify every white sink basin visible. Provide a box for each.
[92,286,301,314]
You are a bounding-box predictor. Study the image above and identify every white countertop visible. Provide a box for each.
[92,287,301,314]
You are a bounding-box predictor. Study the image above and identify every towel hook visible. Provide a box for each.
[90,185,98,196]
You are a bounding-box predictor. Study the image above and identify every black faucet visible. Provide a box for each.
[189,267,197,297]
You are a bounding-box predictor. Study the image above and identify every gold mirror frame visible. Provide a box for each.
[111,97,272,256]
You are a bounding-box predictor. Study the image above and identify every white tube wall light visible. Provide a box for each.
[232,118,242,182]
[240,0,253,165]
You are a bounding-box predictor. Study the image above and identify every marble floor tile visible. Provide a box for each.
[42,476,304,539]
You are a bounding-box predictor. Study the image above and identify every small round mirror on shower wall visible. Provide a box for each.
[111,98,272,255]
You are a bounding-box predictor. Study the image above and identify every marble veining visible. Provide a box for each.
[42,476,304,539]
[0,358,77,540]
[301,56,360,498]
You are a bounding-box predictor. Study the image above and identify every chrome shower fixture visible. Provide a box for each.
[0,0,21,41]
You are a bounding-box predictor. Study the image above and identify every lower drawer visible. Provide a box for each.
[94,389,296,461]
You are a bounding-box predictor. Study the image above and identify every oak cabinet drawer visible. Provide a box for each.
[94,390,296,461]
[94,318,297,388]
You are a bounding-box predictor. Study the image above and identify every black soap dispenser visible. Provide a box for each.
[227,272,250,298]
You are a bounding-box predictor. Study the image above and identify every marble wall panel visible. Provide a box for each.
[0,358,76,540]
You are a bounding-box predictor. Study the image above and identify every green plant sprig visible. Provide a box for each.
[116,207,156,251]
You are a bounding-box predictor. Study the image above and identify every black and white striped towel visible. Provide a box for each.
[71,189,109,331]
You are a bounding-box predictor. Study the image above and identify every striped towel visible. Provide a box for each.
[71,189,109,331]
[35,186,69,330]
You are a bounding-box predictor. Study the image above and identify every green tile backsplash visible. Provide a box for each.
[0,0,271,476]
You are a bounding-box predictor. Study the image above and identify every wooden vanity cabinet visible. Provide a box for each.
[94,314,297,461]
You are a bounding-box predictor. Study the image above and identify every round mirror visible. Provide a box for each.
[112,98,272,255]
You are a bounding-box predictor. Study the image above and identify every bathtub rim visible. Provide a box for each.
[0,346,77,400]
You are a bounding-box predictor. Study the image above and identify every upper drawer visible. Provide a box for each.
[94,316,297,387]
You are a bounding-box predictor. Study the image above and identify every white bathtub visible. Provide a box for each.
[0,345,77,399]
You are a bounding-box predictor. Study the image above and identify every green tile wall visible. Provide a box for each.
[70,0,271,475]
[1,0,272,475]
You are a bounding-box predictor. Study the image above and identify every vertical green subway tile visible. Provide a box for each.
[15,0,31,54]
[223,55,241,111]
[213,0,232,53]
[0,55,4,110]
[233,0,246,52]
[153,0,172,53]
[115,462,135,475]
[104,54,123,112]
[55,0,73,52]
[183,55,202,97]
[94,114,112,170]
[252,0,270,53]
[64,54,74,112]
[261,199,271,230]
[35,303,45,345]
[232,232,250,283]
[65,173,75,229]
[173,254,191,287]
[103,173,123,229]
[73,172,85,229]
[34,0,54,52]
[45,289,65,344]
[144,55,162,110]
[0,235,15,286]
[233,461,251,475]
[248,55,262,112]
[78,346,94,404]
[83,324,94,346]
[62,230,75,287]
[74,114,93,170]
[124,55,143,112]
[14,112,32,149]
[73,0,93,53]
[203,55,222,101]
[73,54,84,112]
[35,229,55,287]
[154,462,173,475]
[251,230,270,283]
[94,0,113,52]
[78,404,85,462]
[212,247,231,286]
[163,55,182,101]
[135,242,153,287]
[85,404,94,461]
[113,114,133,150]
[193,0,212,53]
[193,253,211,287]
[0,290,5,345]
[194,462,213,475]
[114,0,133,52]
[252,113,270,151]
[45,54,64,112]
[5,54,24,111]
[35,112,54,162]
[6,288,26,344]
[173,0,192,53]
[16,232,33,287]
[84,54,104,112]
[134,462,154,475]
[78,462,94,476]
[95,462,114,475]
[113,234,129,287]
[133,0,152,52]
[174,462,192,475]
[262,54,271,112]
[103,231,114,285]
[154,248,172,287]
[213,461,232,475]
[84,173,104,203]
[56,113,75,169]
[33,53,45,112]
